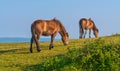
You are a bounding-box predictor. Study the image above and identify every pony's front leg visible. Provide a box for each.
[49,43,54,50]
[49,34,56,50]
[89,29,91,38]
[49,39,54,50]
[83,30,87,38]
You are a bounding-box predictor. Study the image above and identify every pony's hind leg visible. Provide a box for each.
[33,34,41,52]
[36,35,41,52]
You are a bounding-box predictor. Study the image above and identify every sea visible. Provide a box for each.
[0,37,59,43]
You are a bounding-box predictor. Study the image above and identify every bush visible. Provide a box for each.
[67,38,120,71]
[38,55,71,71]
[26,38,120,71]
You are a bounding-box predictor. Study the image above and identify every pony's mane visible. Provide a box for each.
[89,19,99,32]
[53,18,67,33]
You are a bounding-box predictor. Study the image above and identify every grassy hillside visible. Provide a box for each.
[0,34,120,71]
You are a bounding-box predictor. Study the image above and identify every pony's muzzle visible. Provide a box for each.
[64,42,69,45]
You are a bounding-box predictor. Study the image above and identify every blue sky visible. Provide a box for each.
[0,0,120,39]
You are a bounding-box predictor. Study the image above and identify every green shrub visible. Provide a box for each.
[67,38,120,71]
[34,38,120,71]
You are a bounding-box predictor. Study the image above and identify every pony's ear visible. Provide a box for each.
[53,17,56,20]
[89,18,91,20]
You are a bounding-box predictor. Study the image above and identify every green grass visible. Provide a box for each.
[0,34,120,71]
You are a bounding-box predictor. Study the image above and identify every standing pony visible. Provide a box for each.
[79,18,99,38]
[30,18,69,53]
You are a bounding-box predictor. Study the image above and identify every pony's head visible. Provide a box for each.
[62,32,69,45]
[55,19,69,45]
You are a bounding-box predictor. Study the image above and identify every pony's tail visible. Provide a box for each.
[31,24,36,41]
[30,24,36,53]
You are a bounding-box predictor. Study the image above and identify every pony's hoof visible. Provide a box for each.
[30,51,33,53]
[49,47,52,50]
[49,45,54,50]
[30,49,33,53]
[37,49,41,52]
[79,37,81,39]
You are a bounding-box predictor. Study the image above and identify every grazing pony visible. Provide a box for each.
[79,18,99,38]
[30,18,69,53]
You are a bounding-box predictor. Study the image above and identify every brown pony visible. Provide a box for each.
[30,18,69,53]
[79,18,99,38]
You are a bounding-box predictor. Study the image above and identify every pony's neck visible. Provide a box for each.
[59,31,65,38]
[90,20,98,31]
[58,23,67,37]
[92,24,98,34]
[53,19,67,37]
[93,24,97,30]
